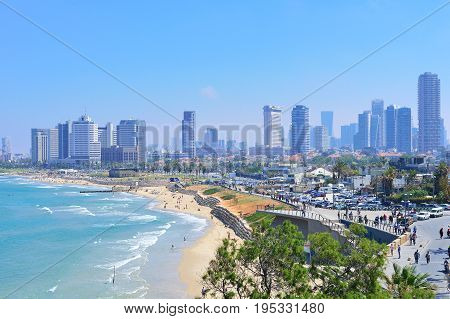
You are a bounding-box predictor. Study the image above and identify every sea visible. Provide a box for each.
[0,175,208,299]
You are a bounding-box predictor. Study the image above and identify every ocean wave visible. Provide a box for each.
[96,254,142,270]
[164,211,208,232]
[100,197,134,202]
[47,285,58,293]
[127,215,157,223]
[39,206,53,214]
[56,205,95,216]
[34,185,59,189]
[124,285,149,296]
[117,230,166,252]
[157,221,176,230]
[121,266,141,279]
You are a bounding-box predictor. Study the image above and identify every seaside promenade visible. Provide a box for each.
[385,213,450,298]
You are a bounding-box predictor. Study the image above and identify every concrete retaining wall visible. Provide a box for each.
[172,187,252,240]
[339,219,398,244]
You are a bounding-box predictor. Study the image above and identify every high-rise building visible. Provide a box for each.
[385,105,397,150]
[117,120,147,163]
[71,115,101,163]
[371,99,384,148]
[396,107,412,153]
[354,111,371,150]
[31,129,49,164]
[418,72,440,152]
[48,128,59,161]
[440,118,448,148]
[263,105,282,149]
[320,111,333,138]
[291,105,310,154]
[203,127,218,149]
[313,126,329,152]
[57,121,71,159]
[412,127,419,152]
[1,137,12,161]
[182,111,196,158]
[370,115,380,148]
[98,122,116,149]
[340,125,353,149]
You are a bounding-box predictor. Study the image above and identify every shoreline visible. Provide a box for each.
[9,173,235,298]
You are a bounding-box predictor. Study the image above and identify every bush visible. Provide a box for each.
[221,194,236,200]
[203,187,221,195]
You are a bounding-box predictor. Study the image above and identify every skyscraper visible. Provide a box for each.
[440,118,448,148]
[320,111,333,138]
[117,120,147,163]
[396,107,412,153]
[263,105,282,149]
[340,125,353,148]
[203,127,218,149]
[418,72,440,152]
[371,99,384,148]
[385,105,397,150]
[71,115,101,163]
[370,115,380,148]
[48,128,59,161]
[31,129,49,164]
[291,105,310,154]
[98,122,116,149]
[313,126,329,152]
[354,111,371,150]
[412,127,419,152]
[182,111,196,158]
[57,121,71,160]
[1,137,12,161]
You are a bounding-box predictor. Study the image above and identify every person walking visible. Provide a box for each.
[412,233,417,246]
[425,251,430,264]
[414,250,420,264]
[439,227,444,239]
[397,245,401,259]
[390,243,394,256]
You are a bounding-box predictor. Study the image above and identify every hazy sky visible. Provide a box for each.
[1,0,449,153]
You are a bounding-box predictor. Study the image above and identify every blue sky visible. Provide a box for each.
[0,0,449,152]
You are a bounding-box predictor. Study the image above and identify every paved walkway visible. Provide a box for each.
[385,214,450,298]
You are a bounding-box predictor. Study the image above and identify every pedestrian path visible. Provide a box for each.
[386,217,450,298]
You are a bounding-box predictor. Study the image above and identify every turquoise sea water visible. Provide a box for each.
[0,175,208,299]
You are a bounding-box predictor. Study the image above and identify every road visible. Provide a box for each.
[386,213,450,298]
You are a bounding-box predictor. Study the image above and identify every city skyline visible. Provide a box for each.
[1,1,449,153]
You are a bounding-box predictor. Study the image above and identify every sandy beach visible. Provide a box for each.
[18,173,237,298]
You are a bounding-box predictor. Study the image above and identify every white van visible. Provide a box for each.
[430,207,444,218]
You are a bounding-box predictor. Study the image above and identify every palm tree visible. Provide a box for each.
[332,160,348,182]
[384,264,435,299]
[381,166,396,196]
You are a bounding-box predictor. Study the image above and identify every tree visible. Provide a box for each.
[332,160,348,182]
[202,221,310,298]
[384,264,435,299]
[308,224,389,298]
[434,162,449,201]
[202,220,434,299]
[381,166,397,196]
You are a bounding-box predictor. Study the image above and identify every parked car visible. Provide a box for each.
[430,207,444,218]
[417,211,430,220]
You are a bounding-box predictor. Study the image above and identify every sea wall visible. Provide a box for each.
[171,186,252,240]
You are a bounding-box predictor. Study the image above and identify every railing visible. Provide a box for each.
[260,208,348,237]
[339,215,400,235]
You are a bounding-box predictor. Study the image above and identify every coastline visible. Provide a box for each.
[10,173,235,298]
